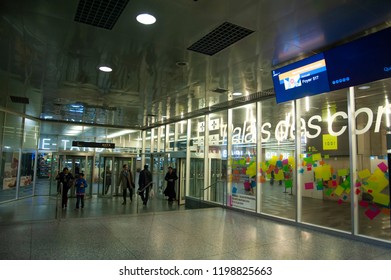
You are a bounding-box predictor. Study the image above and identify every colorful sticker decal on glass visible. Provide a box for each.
[300,152,390,221]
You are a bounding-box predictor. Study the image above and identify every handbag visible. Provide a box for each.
[149,188,155,199]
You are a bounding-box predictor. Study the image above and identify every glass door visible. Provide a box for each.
[189,158,204,198]
[210,158,226,204]
[57,154,94,198]
[99,156,113,197]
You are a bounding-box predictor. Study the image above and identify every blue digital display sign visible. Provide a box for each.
[324,26,391,91]
[272,26,391,104]
[272,53,331,104]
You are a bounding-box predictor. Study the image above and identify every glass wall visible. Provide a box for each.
[259,99,296,219]
[207,111,227,204]
[297,90,351,231]
[230,104,257,212]
[354,79,391,241]
[189,116,205,197]
[1,114,23,202]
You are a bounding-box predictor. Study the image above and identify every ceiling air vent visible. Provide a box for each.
[10,96,29,104]
[187,22,254,56]
[74,0,130,30]
[212,88,228,94]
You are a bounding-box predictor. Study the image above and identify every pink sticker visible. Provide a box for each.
[377,162,388,173]
[365,207,381,220]
[359,200,369,207]
[304,182,314,190]
[337,199,343,205]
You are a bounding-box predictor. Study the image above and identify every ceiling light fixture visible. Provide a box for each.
[136,13,156,25]
[99,66,112,72]
[232,92,243,96]
[358,85,370,90]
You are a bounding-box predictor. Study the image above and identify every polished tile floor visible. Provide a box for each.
[1,192,391,260]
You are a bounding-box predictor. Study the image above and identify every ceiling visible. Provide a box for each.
[1,0,391,136]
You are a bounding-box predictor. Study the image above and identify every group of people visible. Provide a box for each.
[56,164,178,209]
[56,167,88,209]
[118,164,178,205]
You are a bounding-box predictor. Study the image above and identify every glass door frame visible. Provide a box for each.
[54,151,95,198]
[98,153,137,198]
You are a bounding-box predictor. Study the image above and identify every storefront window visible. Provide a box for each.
[18,150,35,198]
[298,90,351,231]
[230,104,257,212]
[259,99,296,219]
[354,78,391,241]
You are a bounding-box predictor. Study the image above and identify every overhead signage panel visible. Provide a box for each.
[72,141,115,149]
[324,26,391,91]
[272,26,391,104]
[272,53,331,104]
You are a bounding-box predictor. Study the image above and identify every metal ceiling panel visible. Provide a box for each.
[0,0,390,133]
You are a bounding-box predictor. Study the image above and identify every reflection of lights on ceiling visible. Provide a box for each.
[385,96,390,128]
[64,126,90,136]
[106,130,135,138]
[305,96,310,112]
[136,13,156,25]
[358,85,370,90]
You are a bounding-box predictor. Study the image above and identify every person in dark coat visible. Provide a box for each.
[118,164,135,205]
[164,167,178,202]
[138,164,152,205]
[55,167,74,209]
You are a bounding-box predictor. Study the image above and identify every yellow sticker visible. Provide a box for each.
[323,134,338,150]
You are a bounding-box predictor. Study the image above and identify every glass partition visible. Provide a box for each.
[230,104,257,212]
[1,113,23,202]
[189,116,205,197]
[259,99,296,219]
[18,150,36,199]
[354,78,391,241]
[1,149,19,202]
[298,90,351,231]
[208,111,227,204]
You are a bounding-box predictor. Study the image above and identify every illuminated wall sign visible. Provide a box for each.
[272,53,331,104]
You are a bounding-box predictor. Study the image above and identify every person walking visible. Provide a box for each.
[138,164,153,205]
[75,173,88,209]
[55,167,74,209]
[118,164,135,205]
[164,167,178,202]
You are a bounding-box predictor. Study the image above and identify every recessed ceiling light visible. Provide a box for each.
[99,66,112,72]
[232,92,243,96]
[358,85,370,90]
[136,13,156,25]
